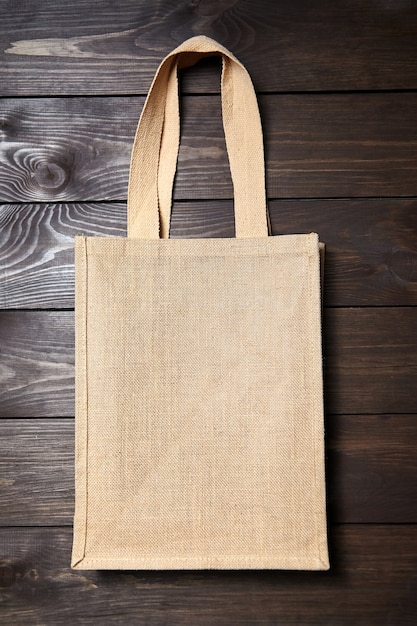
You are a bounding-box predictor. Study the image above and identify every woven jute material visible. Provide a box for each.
[71,36,329,570]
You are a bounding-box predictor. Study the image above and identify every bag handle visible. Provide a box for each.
[127,36,268,239]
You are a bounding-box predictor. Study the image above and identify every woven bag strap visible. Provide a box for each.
[127,35,268,239]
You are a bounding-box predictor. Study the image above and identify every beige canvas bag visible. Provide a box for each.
[71,36,329,570]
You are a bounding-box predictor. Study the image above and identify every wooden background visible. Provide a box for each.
[1,1,417,623]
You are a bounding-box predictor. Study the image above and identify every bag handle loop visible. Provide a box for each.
[127,35,268,239]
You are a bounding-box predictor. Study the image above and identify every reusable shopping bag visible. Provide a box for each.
[72,36,329,570]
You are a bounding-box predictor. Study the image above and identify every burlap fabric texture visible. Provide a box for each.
[71,36,329,570]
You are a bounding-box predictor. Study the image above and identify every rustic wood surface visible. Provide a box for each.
[1,94,417,202]
[0,526,416,625]
[2,199,417,309]
[1,1,417,623]
[2,0,417,94]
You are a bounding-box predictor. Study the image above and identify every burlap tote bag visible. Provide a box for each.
[72,36,329,570]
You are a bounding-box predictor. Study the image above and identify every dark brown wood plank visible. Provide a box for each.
[2,199,417,309]
[262,93,417,199]
[0,420,74,527]
[1,416,415,526]
[326,415,417,523]
[0,312,74,418]
[1,94,417,202]
[1,309,416,418]
[1,0,417,95]
[0,97,141,203]
[270,199,417,308]
[0,526,415,624]
[0,203,126,309]
[325,307,417,414]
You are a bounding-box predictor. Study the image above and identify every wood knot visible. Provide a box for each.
[388,248,417,283]
[31,158,70,193]
[33,161,67,189]
[0,114,17,140]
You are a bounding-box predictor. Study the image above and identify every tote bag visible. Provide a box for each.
[71,36,329,570]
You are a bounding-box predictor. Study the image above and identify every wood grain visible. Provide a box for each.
[1,309,416,418]
[270,199,417,308]
[0,526,416,624]
[0,312,74,418]
[326,415,417,523]
[0,97,140,203]
[1,416,415,527]
[0,203,126,309]
[1,94,417,202]
[2,199,417,309]
[325,307,417,414]
[1,0,417,95]
[0,420,74,526]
